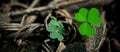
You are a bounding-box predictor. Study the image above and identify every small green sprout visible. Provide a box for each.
[46,16,65,41]
[74,8,102,37]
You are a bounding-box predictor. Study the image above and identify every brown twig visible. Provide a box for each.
[44,13,52,27]
[42,39,53,52]
[20,14,27,26]
[56,9,73,24]
[29,0,40,8]
[15,23,42,37]
[56,41,66,52]
[24,15,37,25]
[8,0,84,16]
[3,3,28,13]
[111,38,120,48]
[44,39,53,52]
[94,11,107,51]
[0,23,21,30]
[47,0,64,9]
[20,0,40,26]
[68,24,77,44]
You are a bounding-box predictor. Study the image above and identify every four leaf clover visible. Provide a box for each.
[46,16,65,41]
[74,8,102,37]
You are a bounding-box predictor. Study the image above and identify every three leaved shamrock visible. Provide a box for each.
[74,8,102,37]
[46,16,65,41]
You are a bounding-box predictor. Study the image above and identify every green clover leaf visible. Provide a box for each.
[79,8,88,18]
[78,23,96,37]
[46,25,57,32]
[88,16,102,26]
[50,32,57,39]
[88,8,102,26]
[50,32,64,41]
[57,33,64,41]
[88,8,99,18]
[46,16,65,41]
[74,8,88,22]
[49,16,59,26]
